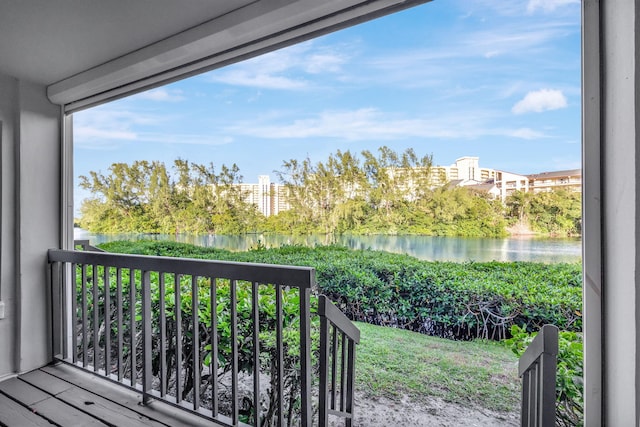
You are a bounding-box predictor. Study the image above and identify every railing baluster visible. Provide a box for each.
[209,277,218,418]
[211,277,219,418]
[331,325,338,410]
[275,285,284,427]
[159,273,167,397]
[346,340,356,427]
[71,263,78,364]
[81,264,88,367]
[341,332,347,411]
[104,266,111,375]
[299,287,312,426]
[129,269,136,387]
[175,274,182,404]
[230,279,239,425]
[252,282,260,427]
[92,265,99,372]
[192,275,200,410]
[531,368,536,423]
[521,370,531,426]
[117,268,123,382]
[142,271,152,404]
[319,305,330,427]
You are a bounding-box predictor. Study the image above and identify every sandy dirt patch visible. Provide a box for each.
[340,394,519,427]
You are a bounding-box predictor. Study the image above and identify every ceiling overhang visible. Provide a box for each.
[46,0,430,112]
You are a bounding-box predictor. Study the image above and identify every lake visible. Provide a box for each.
[75,229,581,263]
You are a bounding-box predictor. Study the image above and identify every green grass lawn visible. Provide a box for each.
[355,321,521,413]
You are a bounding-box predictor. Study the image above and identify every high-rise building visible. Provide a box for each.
[237,176,291,217]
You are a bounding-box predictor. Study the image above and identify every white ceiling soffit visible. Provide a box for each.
[50,0,430,113]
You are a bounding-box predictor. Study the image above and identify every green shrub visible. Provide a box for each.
[100,241,582,340]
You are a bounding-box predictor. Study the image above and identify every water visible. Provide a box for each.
[75,229,581,263]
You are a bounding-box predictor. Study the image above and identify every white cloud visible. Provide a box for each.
[73,107,232,148]
[74,127,137,141]
[73,109,157,146]
[135,133,233,146]
[210,71,308,90]
[512,89,568,114]
[508,128,545,139]
[135,88,185,102]
[527,0,580,14]
[208,41,349,90]
[305,52,347,74]
[225,108,547,141]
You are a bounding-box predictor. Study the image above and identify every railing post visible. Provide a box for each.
[50,261,62,358]
[142,270,152,405]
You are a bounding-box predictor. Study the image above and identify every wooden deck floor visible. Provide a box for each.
[0,363,213,427]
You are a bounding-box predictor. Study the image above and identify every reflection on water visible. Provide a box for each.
[76,229,581,263]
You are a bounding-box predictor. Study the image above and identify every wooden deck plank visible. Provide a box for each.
[0,394,53,427]
[31,396,109,427]
[0,377,51,406]
[0,376,107,427]
[20,370,73,395]
[20,369,166,427]
[42,364,216,427]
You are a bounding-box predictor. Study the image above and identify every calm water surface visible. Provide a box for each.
[76,229,581,263]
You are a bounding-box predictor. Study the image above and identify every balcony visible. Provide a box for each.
[0,243,359,426]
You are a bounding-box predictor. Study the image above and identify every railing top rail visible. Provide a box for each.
[518,324,559,377]
[318,295,360,343]
[48,248,315,288]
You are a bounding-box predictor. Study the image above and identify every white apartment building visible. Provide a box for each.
[528,169,582,194]
[239,175,291,217]
[494,170,530,202]
[430,156,497,186]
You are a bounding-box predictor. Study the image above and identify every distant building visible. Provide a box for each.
[430,156,497,187]
[432,157,581,202]
[527,169,582,194]
[495,171,530,202]
[238,175,291,217]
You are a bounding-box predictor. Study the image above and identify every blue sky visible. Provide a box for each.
[74,0,581,207]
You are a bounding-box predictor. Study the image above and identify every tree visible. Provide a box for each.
[505,189,581,236]
[78,159,259,234]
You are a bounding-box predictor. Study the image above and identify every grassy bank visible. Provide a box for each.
[355,322,519,413]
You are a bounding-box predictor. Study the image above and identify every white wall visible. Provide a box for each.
[599,0,640,423]
[17,80,61,372]
[0,71,61,377]
[0,72,18,378]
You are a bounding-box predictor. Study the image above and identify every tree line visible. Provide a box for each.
[77,147,581,237]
